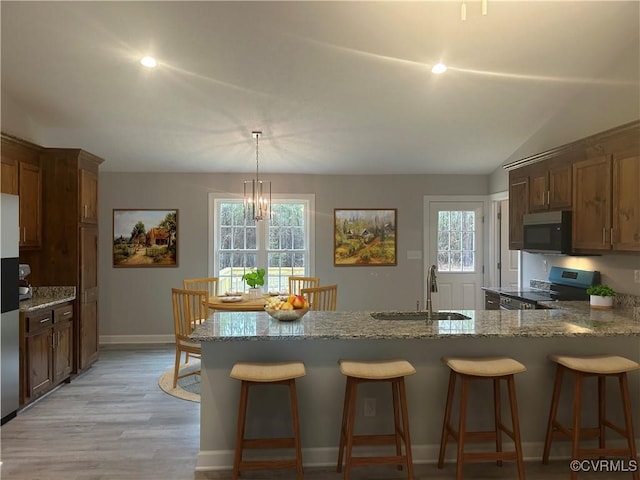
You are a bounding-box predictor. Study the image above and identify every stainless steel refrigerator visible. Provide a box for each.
[1,193,20,424]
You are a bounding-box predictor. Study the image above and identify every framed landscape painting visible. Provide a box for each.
[113,209,178,267]
[334,208,397,266]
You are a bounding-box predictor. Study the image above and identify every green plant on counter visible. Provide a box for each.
[242,268,266,288]
[586,284,616,297]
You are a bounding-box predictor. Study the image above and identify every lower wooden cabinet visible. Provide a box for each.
[20,302,74,406]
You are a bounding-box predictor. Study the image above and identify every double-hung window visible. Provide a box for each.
[210,194,314,294]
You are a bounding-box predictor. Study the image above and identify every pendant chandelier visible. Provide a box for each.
[243,131,271,221]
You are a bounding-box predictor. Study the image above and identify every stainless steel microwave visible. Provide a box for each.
[523,211,572,254]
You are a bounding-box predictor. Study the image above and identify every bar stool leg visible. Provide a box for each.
[456,375,469,480]
[507,375,526,480]
[598,374,606,450]
[619,373,640,480]
[438,369,456,468]
[493,377,503,467]
[542,364,564,464]
[288,379,304,480]
[336,378,350,472]
[232,381,249,480]
[398,377,415,479]
[392,378,403,470]
[344,377,358,480]
[570,371,584,480]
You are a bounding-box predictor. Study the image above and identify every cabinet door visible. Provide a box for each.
[548,164,572,210]
[18,161,42,248]
[79,300,98,370]
[79,226,99,370]
[1,159,18,194]
[529,170,548,212]
[79,169,98,224]
[508,172,529,250]
[53,304,74,383]
[53,320,73,383]
[484,291,500,310]
[572,155,612,251]
[612,155,640,251]
[26,328,53,400]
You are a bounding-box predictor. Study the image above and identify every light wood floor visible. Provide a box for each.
[0,345,583,479]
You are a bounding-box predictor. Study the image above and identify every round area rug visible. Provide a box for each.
[158,359,201,402]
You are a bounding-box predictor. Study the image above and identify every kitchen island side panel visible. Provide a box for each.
[196,335,639,470]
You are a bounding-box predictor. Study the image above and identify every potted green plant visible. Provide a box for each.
[586,284,615,310]
[242,268,266,299]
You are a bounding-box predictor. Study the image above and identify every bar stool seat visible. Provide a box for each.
[438,356,527,480]
[542,354,639,480]
[230,361,306,480]
[337,358,416,480]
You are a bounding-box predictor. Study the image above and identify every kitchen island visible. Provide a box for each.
[191,305,640,471]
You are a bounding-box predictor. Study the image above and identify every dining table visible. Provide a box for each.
[207,294,270,312]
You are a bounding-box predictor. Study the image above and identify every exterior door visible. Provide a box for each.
[425,198,485,311]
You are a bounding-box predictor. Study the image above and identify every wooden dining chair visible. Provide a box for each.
[300,284,337,311]
[171,287,207,388]
[183,276,219,297]
[288,276,319,295]
[184,276,219,314]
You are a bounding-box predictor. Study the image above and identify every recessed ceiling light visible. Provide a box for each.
[432,63,447,74]
[140,56,157,68]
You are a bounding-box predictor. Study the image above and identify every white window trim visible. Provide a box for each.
[208,192,316,278]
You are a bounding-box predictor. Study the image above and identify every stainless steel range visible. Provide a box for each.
[493,267,600,310]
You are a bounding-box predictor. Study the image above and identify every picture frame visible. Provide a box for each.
[112,209,178,267]
[334,208,397,266]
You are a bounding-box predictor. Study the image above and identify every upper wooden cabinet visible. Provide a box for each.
[613,155,640,251]
[573,154,640,252]
[508,169,529,250]
[79,168,98,224]
[572,155,612,251]
[18,162,42,248]
[1,134,42,249]
[506,120,639,252]
[529,162,572,212]
[1,158,18,194]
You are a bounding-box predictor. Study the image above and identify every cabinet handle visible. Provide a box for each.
[546,190,550,205]
[62,311,72,316]
[22,227,26,243]
[40,317,51,323]
[610,228,615,245]
[602,227,606,244]
[84,204,88,218]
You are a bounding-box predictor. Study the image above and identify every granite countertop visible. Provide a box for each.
[19,286,76,312]
[191,302,640,342]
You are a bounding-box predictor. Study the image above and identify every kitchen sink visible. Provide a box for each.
[370,311,471,321]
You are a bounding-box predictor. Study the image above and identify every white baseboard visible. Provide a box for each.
[195,441,545,471]
[195,440,639,471]
[99,334,175,344]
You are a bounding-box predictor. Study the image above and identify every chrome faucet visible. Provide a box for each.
[426,264,438,319]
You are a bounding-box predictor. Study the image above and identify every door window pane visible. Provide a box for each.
[437,210,476,272]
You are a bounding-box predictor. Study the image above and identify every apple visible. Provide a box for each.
[280,302,294,310]
[291,295,306,309]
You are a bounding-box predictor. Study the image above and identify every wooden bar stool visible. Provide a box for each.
[230,361,306,480]
[336,359,416,480]
[438,356,527,480]
[542,354,639,480]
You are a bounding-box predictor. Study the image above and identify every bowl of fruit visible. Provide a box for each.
[264,294,310,322]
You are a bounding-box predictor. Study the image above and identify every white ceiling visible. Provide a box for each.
[1,1,639,175]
